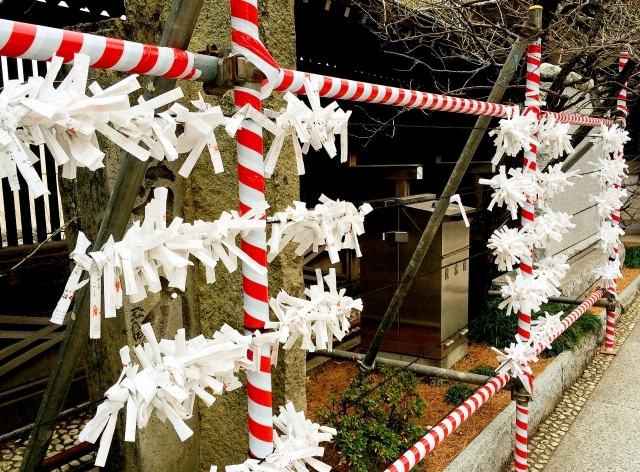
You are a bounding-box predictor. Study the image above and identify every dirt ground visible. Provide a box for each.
[307,343,553,472]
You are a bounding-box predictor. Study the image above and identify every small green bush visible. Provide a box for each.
[624,245,640,269]
[469,299,602,355]
[444,384,476,406]
[315,366,426,472]
[470,365,497,377]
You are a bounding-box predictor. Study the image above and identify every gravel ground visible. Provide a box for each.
[0,411,94,472]
[506,299,640,472]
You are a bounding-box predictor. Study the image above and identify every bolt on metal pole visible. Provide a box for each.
[360,6,543,371]
[19,1,206,470]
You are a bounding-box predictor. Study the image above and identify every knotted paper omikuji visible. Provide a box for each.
[267,268,362,352]
[484,113,588,384]
[51,187,268,338]
[210,402,336,472]
[79,323,258,466]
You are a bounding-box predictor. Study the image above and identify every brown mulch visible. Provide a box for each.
[307,343,553,472]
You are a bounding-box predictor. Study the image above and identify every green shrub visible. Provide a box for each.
[315,366,427,472]
[469,299,602,356]
[444,384,476,406]
[624,245,640,269]
[470,365,497,377]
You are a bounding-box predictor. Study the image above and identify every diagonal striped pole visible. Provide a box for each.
[515,29,542,472]
[231,0,274,459]
[605,51,629,353]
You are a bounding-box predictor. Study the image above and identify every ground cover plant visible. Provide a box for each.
[315,366,426,472]
[624,245,640,269]
[469,299,602,356]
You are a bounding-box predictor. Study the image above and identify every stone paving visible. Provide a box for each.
[0,411,94,472]
[507,297,640,472]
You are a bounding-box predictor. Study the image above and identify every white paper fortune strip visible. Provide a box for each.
[591,123,630,155]
[590,186,628,219]
[267,195,373,264]
[498,270,550,317]
[170,93,230,177]
[266,268,362,352]
[211,402,336,472]
[51,187,267,337]
[487,227,532,272]
[489,107,538,166]
[492,334,537,394]
[535,115,573,161]
[530,311,564,351]
[593,259,622,294]
[479,166,538,219]
[588,156,628,187]
[262,76,351,178]
[80,323,256,467]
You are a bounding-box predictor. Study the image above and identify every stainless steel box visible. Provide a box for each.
[360,194,473,365]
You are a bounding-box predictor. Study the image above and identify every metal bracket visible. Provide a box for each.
[202,47,266,96]
[510,379,532,404]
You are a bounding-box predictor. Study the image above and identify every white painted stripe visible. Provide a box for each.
[0,20,14,51]
[244,232,266,250]
[113,41,143,72]
[231,17,259,40]
[147,48,173,76]
[248,435,273,457]
[415,441,426,458]
[244,293,269,315]
[247,370,272,393]
[239,183,264,207]
[80,35,107,66]
[243,262,268,286]
[26,25,63,61]
[248,397,273,421]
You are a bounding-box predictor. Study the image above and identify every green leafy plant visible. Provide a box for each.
[315,366,427,472]
[624,245,640,269]
[444,384,476,406]
[470,365,497,377]
[469,299,602,356]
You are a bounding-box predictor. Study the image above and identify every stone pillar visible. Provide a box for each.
[58,1,304,471]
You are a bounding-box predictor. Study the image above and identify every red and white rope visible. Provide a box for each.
[383,373,510,472]
[232,0,273,458]
[605,52,629,351]
[0,19,201,79]
[532,290,604,357]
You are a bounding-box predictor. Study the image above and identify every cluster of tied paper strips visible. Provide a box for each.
[51,187,366,343]
[69,188,366,466]
[481,110,614,392]
[79,322,336,470]
[589,124,630,291]
[0,53,351,197]
[485,113,631,391]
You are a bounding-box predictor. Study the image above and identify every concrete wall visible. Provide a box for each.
[60,1,305,471]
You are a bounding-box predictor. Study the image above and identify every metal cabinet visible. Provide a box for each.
[360,193,474,367]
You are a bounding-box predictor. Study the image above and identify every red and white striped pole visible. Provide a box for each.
[383,374,510,472]
[533,290,604,357]
[514,35,541,472]
[605,51,629,352]
[231,0,273,458]
[0,19,203,79]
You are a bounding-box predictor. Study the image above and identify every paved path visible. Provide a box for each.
[526,297,640,472]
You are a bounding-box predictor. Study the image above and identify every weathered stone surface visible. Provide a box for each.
[58,1,303,471]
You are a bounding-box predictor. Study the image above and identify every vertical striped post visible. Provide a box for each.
[605,51,629,352]
[231,0,274,458]
[515,36,541,472]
